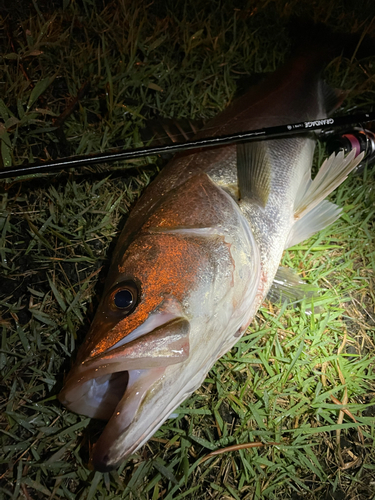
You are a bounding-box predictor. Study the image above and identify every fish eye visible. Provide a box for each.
[110,281,139,314]
[114,289,133,309]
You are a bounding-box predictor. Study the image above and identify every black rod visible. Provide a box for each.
[1,111,374,180]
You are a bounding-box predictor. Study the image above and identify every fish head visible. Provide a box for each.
[59,172,260,471]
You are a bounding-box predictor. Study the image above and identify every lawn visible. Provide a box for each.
[0,0,374,498]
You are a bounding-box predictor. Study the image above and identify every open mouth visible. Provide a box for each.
[59,317,190,470]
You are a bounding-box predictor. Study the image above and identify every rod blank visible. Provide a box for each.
[1,111,374,180]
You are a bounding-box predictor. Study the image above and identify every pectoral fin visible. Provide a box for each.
[236,142,271,206]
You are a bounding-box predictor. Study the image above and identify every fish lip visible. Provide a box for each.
[90,380,178,472]
[58,316,190,455]
[59,316,190,391]
[89,365,169,472]
[89,358,193,471]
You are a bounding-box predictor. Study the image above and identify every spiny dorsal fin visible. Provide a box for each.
[141,118,205,146]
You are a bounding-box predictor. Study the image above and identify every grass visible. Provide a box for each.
[0,0,374,498]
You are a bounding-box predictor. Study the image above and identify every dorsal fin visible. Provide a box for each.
[321,82,346,115]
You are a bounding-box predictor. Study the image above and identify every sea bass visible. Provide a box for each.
[59,41,363,471]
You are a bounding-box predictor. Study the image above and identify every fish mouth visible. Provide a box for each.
[58,316,190,471]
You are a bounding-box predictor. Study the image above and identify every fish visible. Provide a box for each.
[58,32,364,471]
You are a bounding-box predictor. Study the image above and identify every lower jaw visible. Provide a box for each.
[90,366,166,472]
[58,369,129,420]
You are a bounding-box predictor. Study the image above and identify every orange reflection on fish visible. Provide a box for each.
[59,27,364,471]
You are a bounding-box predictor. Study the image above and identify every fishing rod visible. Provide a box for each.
[1,111,374,180]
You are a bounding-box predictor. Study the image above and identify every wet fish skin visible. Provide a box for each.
[59,41,363,471]
[60,168,261,470]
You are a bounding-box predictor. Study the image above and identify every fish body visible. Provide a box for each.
[59,43,362,471]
